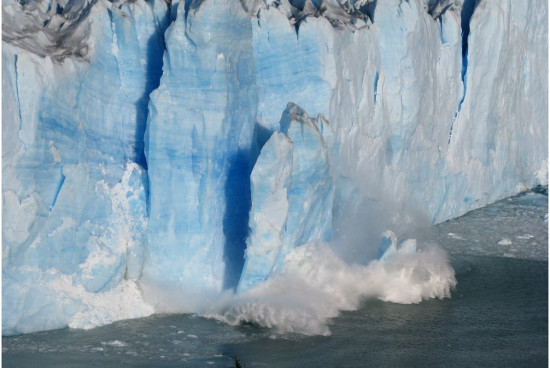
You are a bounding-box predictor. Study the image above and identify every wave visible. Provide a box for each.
[60,239,455,336]
[202,241,456,336]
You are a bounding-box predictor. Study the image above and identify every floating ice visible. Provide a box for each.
[103,340,129,347]
[497,238,513,246]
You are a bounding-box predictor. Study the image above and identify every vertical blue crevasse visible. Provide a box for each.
[449,0,477,143]
[460,0,477,101]
[135,1,171,170]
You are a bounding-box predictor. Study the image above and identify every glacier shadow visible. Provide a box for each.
[449,0,477,143]
[222,150,253,291]
[358,0,376,23]
[460,0,478,88]
[222,123,273,290]
[134,19,167,170]
[461,0,477,59]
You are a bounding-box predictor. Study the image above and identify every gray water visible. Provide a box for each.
[3,189,548,367]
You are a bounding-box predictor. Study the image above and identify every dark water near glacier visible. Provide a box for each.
[3,189,548,367]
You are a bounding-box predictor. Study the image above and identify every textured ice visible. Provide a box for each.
[2,0,547,335]
[237,104,335,294]
[3,0,167,334]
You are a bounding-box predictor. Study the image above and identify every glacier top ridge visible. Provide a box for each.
[2,0,464,59]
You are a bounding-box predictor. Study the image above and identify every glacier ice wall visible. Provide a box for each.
[2,0,547,335]
[3,0,168,334]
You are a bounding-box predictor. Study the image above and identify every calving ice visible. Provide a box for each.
[2,0,547,335]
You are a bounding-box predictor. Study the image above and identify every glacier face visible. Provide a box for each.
[143,0,257,300]
[2,0,547,335]
[3,0,168,334]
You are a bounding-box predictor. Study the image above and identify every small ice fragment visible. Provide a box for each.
[517,234,534,240]
[377,230,397,261]
[49,144,62,163]
[103,340,128,347]
[497,238,512,245]
[187,334,198,339]
[447,233,465,240]
[397,238,416,255]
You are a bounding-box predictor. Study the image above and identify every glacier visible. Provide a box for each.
[2,0,547,335]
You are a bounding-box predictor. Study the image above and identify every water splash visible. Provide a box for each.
[202,242,456,336]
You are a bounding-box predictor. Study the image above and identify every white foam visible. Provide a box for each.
[103,340,128,347]
[203,242,456,336]
[447,232,465,240]
[497,238,512,246]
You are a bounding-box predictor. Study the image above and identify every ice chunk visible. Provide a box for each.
[497,238,512,246]
[236,132,293,294]
[397,238,417,255]
[378,231,418,261]
[238,104,335,293]
[377,230,397,261]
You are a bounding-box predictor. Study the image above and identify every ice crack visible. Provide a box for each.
[449,0,477,143]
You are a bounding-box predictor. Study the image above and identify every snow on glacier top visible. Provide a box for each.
[2,0,464,61]
[2,0,97,60]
